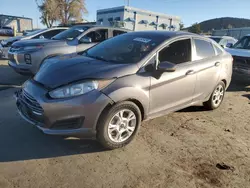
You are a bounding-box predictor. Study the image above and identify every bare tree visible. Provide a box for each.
[36,0,60,27]
[36,0,88,27]
[57,0,88,25]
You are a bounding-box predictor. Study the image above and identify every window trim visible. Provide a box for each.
[192,37,216,61]
[156,37,193,67]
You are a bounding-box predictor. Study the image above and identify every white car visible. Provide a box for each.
[209,36,237,48]
[226,35,250,77]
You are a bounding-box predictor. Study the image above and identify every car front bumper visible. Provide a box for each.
[9,60,33,75]
[15,80,114,137]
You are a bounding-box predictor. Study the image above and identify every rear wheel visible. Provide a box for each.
[97,101,141,149]
[203,81,226,110]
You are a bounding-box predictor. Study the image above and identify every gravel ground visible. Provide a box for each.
[0,59,249,188]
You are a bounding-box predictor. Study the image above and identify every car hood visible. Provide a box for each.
[12,39,66,47]
[34,56,138,89]
[3,36,23,44]
[226,48,250,58]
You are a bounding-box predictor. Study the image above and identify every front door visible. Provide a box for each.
[76,29,109,52]
[149,38,197,116]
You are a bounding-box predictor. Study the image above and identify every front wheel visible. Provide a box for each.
[203,81,226,110]
[97,101,142,149]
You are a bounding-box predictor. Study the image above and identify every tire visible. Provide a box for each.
[97,101,142,149]
[203,81,226,110]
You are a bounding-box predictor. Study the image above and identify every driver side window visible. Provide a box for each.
[84,29,108,43]
[158,39,191,64]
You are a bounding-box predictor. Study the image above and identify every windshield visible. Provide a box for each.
[233,36,250,49]
[84,34,164,64]
[52,26,88,40]
[24,29,46,36]
[209,37,222,43]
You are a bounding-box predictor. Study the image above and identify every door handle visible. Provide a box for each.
[215,62,221,67]
[186,70,195,75]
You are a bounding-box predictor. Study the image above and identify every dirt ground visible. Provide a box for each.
[0,58,249,188]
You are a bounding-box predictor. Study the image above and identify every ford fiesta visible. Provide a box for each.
[15,31,232,149]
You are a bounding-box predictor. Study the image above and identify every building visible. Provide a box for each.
[96,6,181,31]
[0,14,33,32]
[212,27,250,40]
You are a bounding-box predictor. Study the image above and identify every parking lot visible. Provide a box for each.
[0,56,249,188]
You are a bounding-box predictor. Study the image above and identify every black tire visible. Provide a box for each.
[203,81,226,110]
[97,101,142,149]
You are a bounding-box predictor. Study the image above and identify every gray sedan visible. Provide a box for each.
[15,31,232,149]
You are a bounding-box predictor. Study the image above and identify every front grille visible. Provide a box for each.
[21,89,43,114]
[17,89,44,124]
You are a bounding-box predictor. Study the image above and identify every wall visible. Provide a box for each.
[97,6,181,31]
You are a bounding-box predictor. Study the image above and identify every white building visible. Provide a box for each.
[96,6,181,31]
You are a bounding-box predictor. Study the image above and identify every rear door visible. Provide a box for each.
[192,38,222,101]
[76,29,108,52]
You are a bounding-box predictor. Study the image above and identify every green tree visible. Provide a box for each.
[189,23,201,34]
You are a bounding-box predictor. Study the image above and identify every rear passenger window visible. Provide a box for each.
[158,39,191,64]
[194,39,215,60]
[113,30,126,37]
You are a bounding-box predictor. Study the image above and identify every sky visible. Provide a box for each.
[0,0,250,28]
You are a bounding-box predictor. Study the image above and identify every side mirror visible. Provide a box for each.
[157,61,176,72]
[39,35,44,39]
[79,37,92,44]
[226,43,233,48]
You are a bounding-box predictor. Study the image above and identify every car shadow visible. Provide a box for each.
[0,64,30,86]
[178,105,208,113]
[227,74,250,92]
[0,123,106,162]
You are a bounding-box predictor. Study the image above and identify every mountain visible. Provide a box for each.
[186,17,250,33]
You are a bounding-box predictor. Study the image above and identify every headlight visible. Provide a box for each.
[23,45,43,51]
[1,40,7,46]
[49,80,114,99]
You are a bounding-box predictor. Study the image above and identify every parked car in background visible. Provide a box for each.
[15,31,232,149]
[0,27,68,59]
[0,26,14,36]
[209,36,237,48]
[8,25,128,75]
[226,34,250,77]
[23,29,40,36]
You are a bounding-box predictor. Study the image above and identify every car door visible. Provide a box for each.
[192,38,222,101]
[76,29,109,52]
[149,38,197,116]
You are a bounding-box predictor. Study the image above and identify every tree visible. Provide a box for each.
[179,22,184,30]
[189,23,201,34]
[36,0,88,27]
[36,0,60,27]
[57,0,88,25]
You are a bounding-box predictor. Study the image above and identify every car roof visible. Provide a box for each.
[124,31,198,39]
[72,25,130,32]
